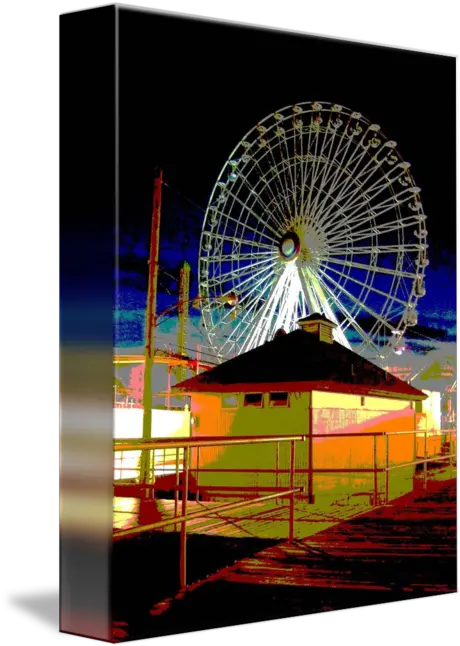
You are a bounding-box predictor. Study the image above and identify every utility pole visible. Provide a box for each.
[177,260,190,383]
[140,168,163,485]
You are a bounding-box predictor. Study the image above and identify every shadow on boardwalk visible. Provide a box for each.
[112,469,458,643]
[113,473,457,642]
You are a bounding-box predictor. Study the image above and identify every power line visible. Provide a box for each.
[163,181,207,217]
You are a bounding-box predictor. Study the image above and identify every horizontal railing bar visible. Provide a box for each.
[308,430,456,438]
[114,452,456,474]
[114,429,456,451]
[113,455,456,480]
[194,467,386,474]
[114,435,307,451]
[113,487,303,539]
[188,485,297,492]
[386,454,457,472]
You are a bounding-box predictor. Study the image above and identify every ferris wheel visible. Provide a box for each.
[199,101,428,363]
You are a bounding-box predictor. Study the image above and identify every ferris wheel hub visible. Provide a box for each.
[279,231,300,262]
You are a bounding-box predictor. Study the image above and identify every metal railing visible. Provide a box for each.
[114,429,456,501]
[113,429,456,588]
[113,435,306,589]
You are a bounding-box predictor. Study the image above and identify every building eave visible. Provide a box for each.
[171,379,427,400]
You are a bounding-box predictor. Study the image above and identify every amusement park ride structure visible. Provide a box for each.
[199,101,428,363]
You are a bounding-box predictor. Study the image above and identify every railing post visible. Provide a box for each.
[385,433,389,504]
[449,431,454,471]
[373,435,378,506]
[179,446,190,590]
[423,429,428,491]
[307,433,314,504]
[195,447,200,502]
[289,440,295,542]
[174,447,180,531]
[275,441,280,505]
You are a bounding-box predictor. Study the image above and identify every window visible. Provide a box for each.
[222,394,239,409]
[360,396,365,407]
[244,393,263,408]
[269,392,289,407]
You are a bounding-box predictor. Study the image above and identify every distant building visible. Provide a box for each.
[173,315,428,505]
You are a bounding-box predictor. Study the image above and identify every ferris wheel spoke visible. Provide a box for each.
[265,135,294,217]
[305,130,331,222]
[214,259,277,302]
[326,205,405,244]
[311,268,379,353]
[280,131,297,214]
[343,189,417,229]
[207,256,277,288]
[207,266,275,341]
[322,169,410,234]
[207,251,278,263]
[327,242,420,255]
[317,266,395,333]
[311,122,359,220]
[292,119,302,220]
[315,142,388,227]
[325,257,416,280]
[204,232,276,251]
[312,128,360,223]
[255,169,293,230]
[217,274,275,355]
[276,267,300,332]
[299,266,352,349]
[304,124,326,222]
[317,127,390,200]
[320,262,408,307]
[307,125,344,220]
[296,119,305,219]
[335,179,410,228]
[299,117,317,220]
[307,133,345,214]
[260,172,295,231]
[283,264,306,332]
[217,208,279,246]
[298,266,324,315]
[241,266,291,352]
[238,277,282,353]
[245,147,293,228]
[231,169,289,235]
[224,189,283,242]
[272,276,292,331]
[297,128,323,225]
[251,269,293,347]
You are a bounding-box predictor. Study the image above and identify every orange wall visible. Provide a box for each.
[189,392,309,490]
[189,390,418,501]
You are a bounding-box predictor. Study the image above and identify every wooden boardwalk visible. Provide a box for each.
[128,475,457,641]
[114,463,456,541]
[114,494,377,540]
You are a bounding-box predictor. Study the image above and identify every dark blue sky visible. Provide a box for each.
[115,7,456,357]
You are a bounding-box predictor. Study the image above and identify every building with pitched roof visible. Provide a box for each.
[172,315,427,504]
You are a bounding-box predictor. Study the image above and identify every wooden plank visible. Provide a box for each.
[145,477,456,630]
